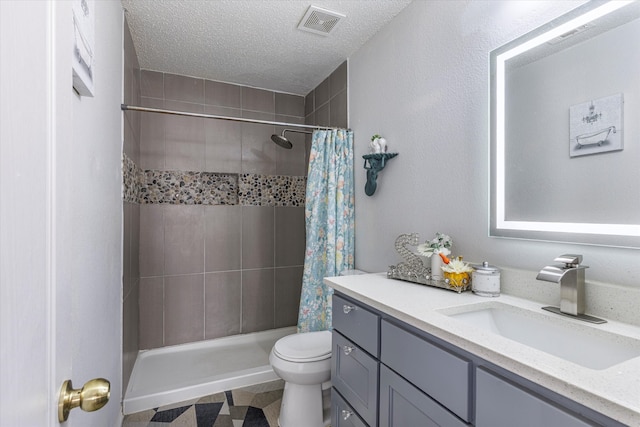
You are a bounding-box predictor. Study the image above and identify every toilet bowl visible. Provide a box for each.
[269,330,332,427]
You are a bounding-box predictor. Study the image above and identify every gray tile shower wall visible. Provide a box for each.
[305,61,348,129]
[133,70,308,350]
[304,61,348,168]
[122,17,142,393]
[136,202,306,347]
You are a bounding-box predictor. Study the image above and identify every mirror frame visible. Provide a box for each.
[490,0,640,248]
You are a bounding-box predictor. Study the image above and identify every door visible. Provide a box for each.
[0,1,123,426]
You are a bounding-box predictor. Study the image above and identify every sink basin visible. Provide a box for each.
[442,302,640,370]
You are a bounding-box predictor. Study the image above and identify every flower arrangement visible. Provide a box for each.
[416,232,452,258]
[442,257,473,289]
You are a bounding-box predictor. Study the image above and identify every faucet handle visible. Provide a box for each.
[554,254,583,268]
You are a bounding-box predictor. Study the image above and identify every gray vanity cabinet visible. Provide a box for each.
[331,292,622,427]
[332,294,380,427]
[475,368,596,427]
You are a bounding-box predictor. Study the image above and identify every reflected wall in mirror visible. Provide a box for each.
[490,0,640,248]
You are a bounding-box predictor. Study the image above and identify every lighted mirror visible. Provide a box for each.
[490,1,640,248]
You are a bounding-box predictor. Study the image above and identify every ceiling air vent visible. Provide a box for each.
[297,5,345,36]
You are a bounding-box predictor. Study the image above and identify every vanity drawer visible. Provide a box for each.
[332,331,379,427]
[381,320,471,422]
[333,294,379,356]
[380,365,469,427]
[332,389,369,427]
[475,368,596,427]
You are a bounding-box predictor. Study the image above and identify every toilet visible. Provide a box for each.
[269,330,332,427]
[270,270,367,427]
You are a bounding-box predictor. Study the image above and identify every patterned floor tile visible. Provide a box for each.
[122,380,284,427]
[229,390,257,407]
[150,405,191,423]
[123,409,156,423]
[261,399,282,427]
[242,406,270,427]
[195,403,224,425]
[168,406,197,426]
[212,414,234,427]
[197,392,227,404]
[228,405,248,420]
[250,390,282,409]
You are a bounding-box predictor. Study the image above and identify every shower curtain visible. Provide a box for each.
[297,129,355,333]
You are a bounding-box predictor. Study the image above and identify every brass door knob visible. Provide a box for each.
[58,378,110,422]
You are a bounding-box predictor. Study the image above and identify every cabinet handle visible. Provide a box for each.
[343,345,354,356]
[343,304,357,314]
[342,409,353,420]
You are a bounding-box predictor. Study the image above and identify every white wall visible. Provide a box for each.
[350,0,640,289]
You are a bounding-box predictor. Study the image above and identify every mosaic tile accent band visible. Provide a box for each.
[239,174,307,207]
[122,154,144,204]
[141,170,239,205]
[122,153,306,207]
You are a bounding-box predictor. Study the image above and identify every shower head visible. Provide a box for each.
[271,129,313,149]
[271,132,293,149]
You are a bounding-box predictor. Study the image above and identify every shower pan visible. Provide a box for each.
[123,326,295,414]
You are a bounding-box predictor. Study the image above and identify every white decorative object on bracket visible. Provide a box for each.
[369,134,387,153]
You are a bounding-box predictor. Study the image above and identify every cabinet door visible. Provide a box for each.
[379,365,469,427]
[381,320,471,421]
[332,389,369,427]
[332,331,379,427]
[476,368,597,427]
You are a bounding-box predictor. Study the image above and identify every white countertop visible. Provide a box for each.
[325,273,640,426]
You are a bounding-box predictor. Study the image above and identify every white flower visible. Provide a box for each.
[416,232,452,257]
[442,258,473,273]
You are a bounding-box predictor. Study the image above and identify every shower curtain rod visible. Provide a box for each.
[121,104,335,130]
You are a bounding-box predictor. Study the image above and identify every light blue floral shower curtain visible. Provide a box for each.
[297,129,355,333]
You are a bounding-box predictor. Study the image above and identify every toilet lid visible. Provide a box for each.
[273,330,332,362]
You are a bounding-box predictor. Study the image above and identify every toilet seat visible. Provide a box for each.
[273,330,332,362]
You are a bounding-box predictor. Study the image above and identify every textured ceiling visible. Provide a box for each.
[121,0,413,95]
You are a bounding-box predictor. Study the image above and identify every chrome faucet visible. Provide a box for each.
[536,254,606,324]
